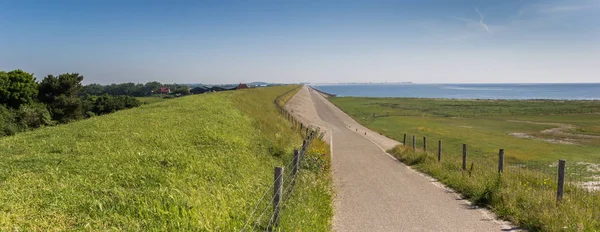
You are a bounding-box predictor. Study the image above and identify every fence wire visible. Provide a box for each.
[393,130,600,229]
[242,90,317,231]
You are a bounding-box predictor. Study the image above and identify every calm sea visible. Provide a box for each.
[311,83,600,100]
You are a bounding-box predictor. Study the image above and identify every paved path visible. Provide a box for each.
[285,86,516,231]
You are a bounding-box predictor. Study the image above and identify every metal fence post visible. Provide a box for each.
[412,135,416,151]
[423,136,427,152]
[403,134,407,145]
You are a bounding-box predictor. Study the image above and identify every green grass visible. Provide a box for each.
[0,85,332,231]
[332,97,600,164]
[331,97,600,231]
[333,97,600,118]
[135,96,168,105]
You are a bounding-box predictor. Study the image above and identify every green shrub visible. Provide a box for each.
[83,95,141,116]
[0,105,19,136]
[15,103,53,130]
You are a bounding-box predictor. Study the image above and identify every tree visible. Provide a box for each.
[145,81,162,95]
[38,73,84,123]
[0,70,38,109]
[81,83,105,96]
[173,86,190,96]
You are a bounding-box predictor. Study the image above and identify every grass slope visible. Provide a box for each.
[135,96,168,105]
[331,97,600,231]
[0,86,332,231]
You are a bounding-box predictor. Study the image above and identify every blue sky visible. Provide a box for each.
[1,0,598,84]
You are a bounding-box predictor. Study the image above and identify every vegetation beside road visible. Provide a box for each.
[0,85,332,230]
[233,86,332,230]
[1,70,143,137]
[1,69,200,139]
[331,97,600,231]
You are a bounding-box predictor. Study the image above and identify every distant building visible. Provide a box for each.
[190,86,208,94]
[159,87,171,94]
[236,83,249,90]
[210,86,229,92]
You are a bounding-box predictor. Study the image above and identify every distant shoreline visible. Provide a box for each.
[307,86,336,97]
[309,82,600,85]
[311,83,600,101]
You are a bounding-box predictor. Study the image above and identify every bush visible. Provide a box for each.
[0,105,19,136]
[15,103,53,130]
[84,95,141,116]
[1,103,54,135]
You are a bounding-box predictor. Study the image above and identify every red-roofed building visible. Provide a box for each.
[159,87,171,94]
[236,83,249,90]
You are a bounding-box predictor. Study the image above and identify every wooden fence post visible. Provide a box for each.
[273,167,283,227]
[412,135,416,151]
[498,149,504,173]
[423,136,427,152]
[438,140,442,163]
[302,140,307,154]
[403,134,407,145]
[462,144,467,171]
[557,160,566,202]
[292,149,299,176]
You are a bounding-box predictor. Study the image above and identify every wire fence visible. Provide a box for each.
[381,130,600,229]
[241,86,320,231]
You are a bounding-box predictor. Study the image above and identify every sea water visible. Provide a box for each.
[311,83,600,100]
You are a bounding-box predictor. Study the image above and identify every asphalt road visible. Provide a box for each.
[285,86,516,231]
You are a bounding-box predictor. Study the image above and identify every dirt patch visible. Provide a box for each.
[509,120,600,139]
[507,120,600,144]
[509,132,575,144]
[576,162,600,173]
[510,132,533,139]
[578,175,600,192]
[579,181,600,191]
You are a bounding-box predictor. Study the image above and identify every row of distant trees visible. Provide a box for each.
[0,69,148,136]
[82,82,190,97]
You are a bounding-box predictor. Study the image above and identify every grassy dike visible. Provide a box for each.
[331,97,600,231]
[0,86,332,231]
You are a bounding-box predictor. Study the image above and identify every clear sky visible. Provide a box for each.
[1,0,598,84]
